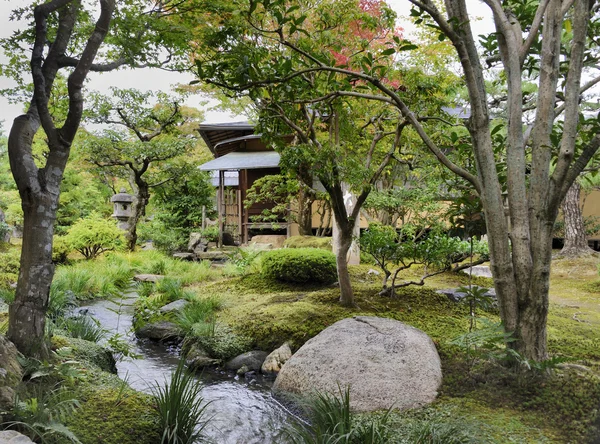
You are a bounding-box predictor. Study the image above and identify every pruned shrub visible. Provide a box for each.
[64,213,124,259]
[261,248,337,284]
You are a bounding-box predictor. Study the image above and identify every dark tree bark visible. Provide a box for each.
[560,182,596,256]
[128,171,151,251]
[8,0,115,357]
[297,166,315,235]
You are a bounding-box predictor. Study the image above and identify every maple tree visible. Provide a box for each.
[194,0,600,360]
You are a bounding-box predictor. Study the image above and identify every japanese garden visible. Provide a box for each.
[0,0,600,443]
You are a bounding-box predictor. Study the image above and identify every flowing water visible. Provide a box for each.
[82,293,293,444]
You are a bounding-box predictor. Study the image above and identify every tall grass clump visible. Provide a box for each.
[156,278,193,302]
[132,250,219,285]
[152,361,211,444]
[285,386,392,444]
[57,314,107,343]
[176,297,222,338]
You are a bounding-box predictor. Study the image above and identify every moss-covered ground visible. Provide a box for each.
[187,256,600,443]
[2,244,600,443]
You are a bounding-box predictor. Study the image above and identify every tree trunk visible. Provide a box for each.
[297,185,314,235]
[334,225,355,307]
[127,176,150,251]
[8,192,57,358]
[297,166,314,236]
[560,182,595,256]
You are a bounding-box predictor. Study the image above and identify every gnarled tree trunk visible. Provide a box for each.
[7,0,115,357]
[560,182,595,257]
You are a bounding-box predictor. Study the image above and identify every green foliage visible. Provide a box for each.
[56,315,107,343]
[152,361,211,444]
[225,248,262,275]
[285,386,392,444]
[175,297,222,338]
[150,162,215,239]
[245,174,301,224]
[0,243,20,290]
[52,236,72,265]
[193,323,252,361]
[133,251,218,285]
[138,219,189,255]
[56,163,113,236]
[261,248,337,284]
[64,213,124,260]
[197,225,219,243]
[6,387,82,444]
[54,337,116,374]
[359,223,399,278]
[50,258,132,302]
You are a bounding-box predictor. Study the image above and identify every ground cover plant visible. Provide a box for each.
[3,244,600,443]
[188,254,600,443]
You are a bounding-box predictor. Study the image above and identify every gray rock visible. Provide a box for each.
[225,351,269,372]
[367,269,381,276]
[136,321,181,342]
[133,274,164,283]
[236,364,250,375]
[0,336,22,412]
[185,344,220,370]
[261,343,292,375]
[188,232,203,252]
[272,316,442,412]
[460,265,493,278]
[436,286,496,303]
[173,253,197,261]
[159,299,188,313]
[0,430,35,443]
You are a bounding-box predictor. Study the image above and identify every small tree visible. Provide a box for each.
[360,223,489,297]
[85,89,202,251]
[64,213,124,260]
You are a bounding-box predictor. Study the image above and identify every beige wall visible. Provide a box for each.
[582,189,600,219]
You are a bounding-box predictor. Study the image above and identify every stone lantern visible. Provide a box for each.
[111,188,134,231]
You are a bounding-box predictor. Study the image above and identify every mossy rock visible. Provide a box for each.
[283,236,332,250]
[0,335,22,411]
[66,387,160,444]
[52,335,116,374]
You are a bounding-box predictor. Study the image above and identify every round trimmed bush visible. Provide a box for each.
[261,248,337,284]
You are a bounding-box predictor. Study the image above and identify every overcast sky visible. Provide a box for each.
[0,0,491,133]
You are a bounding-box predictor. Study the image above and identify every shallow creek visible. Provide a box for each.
[82,292,293,444]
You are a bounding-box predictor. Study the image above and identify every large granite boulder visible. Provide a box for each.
[272,316,442,412]
[261,343,292,375]
[0,430,35,443]
[0,335,22,412]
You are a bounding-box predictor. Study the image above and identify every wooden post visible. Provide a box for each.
[218,170,224,248]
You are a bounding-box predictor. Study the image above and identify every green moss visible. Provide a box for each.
[52,335,116,374]
[283,235,332,250]
[66,387,160,444]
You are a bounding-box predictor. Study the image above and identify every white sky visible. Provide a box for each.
[0,0,492,132]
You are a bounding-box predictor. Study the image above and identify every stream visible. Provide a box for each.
[82,292,293,444]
